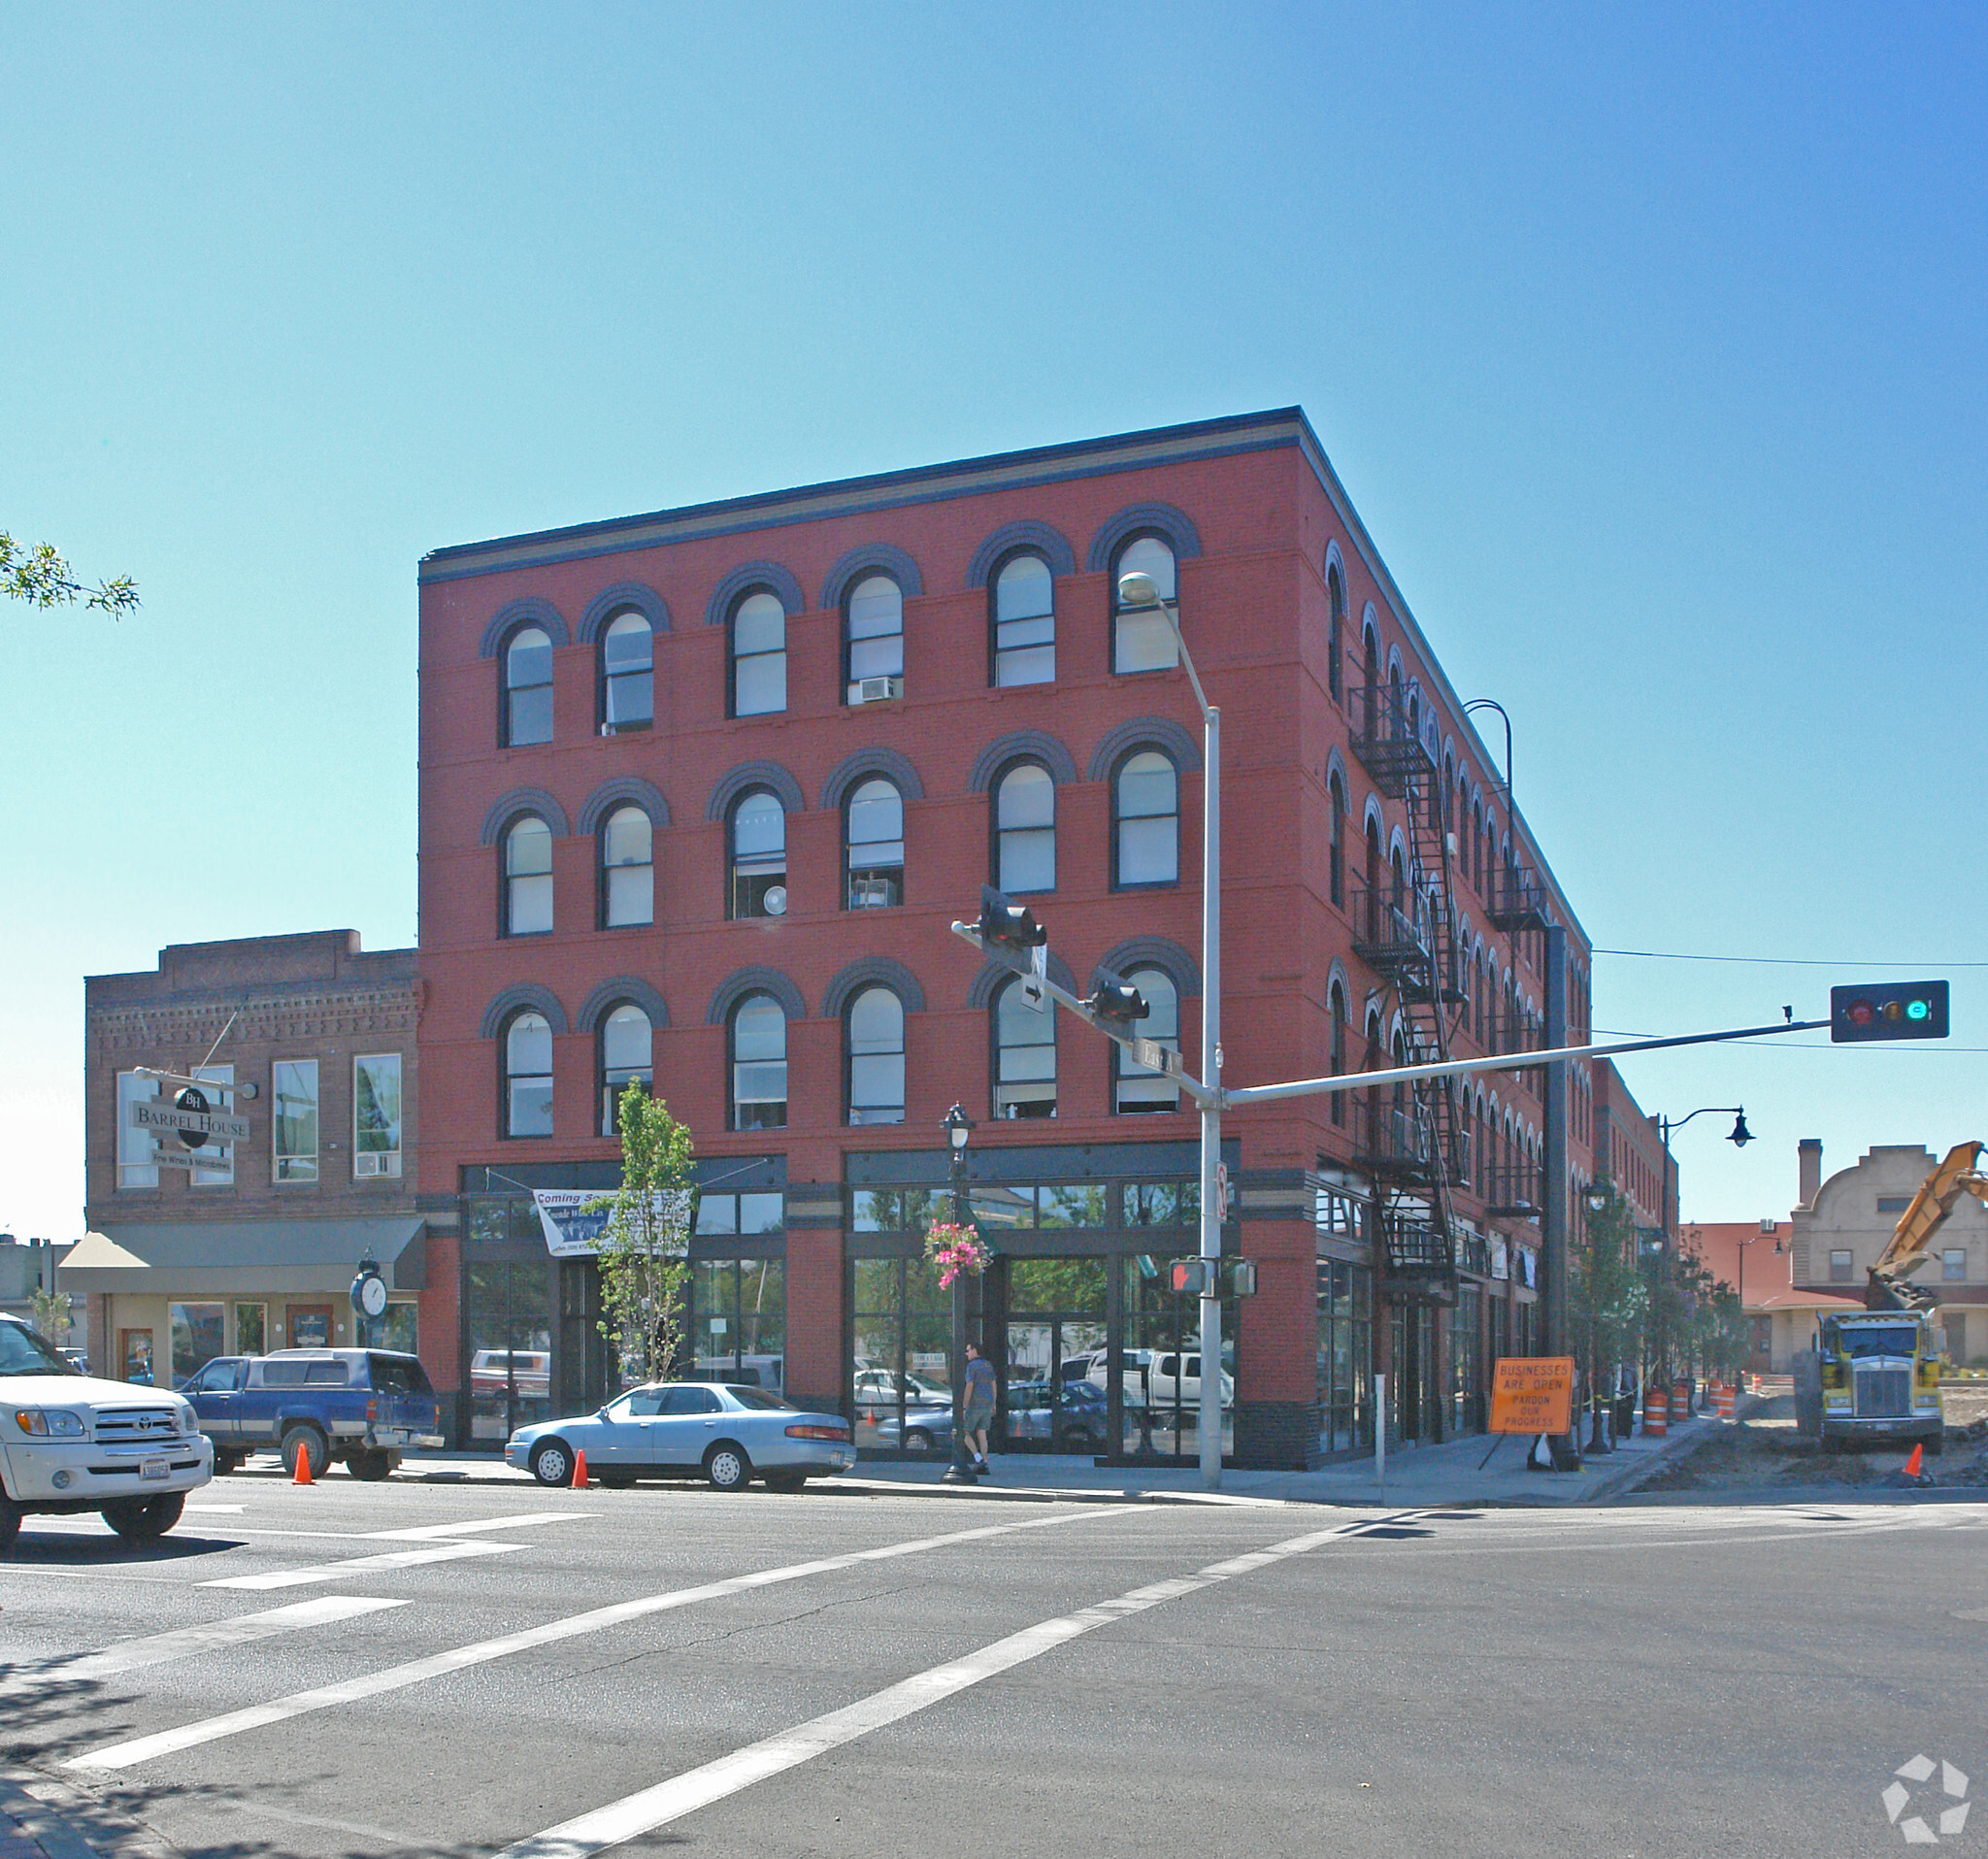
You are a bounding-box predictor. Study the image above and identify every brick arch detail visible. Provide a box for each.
[819,747,925,813]
[966,520,1077,588]
[479,981,569,1041]
[968,951,1077,1010]
[704,561,806,628]
[967,729,1078,793]
[575,977,671,1034]
[480,787,570,845]
[707,966,807,1025]
[707,760,805,821]
[821,957,928,1020]
[479,597,570,659]
[577,777,671,836]
[819,543,924,613]
[578,581,671,644]
[1086,715,1203,782]
[1085,501,1204,572]
[1091,935,1201,999]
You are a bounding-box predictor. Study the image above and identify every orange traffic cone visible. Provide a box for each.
[291,1442,314,1486]
[1904,1444,1924,1478]
[571,1447,588,1490]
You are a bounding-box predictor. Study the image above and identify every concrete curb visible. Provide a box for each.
[0,1768,179,1859]
[1584,1395,1766,1503]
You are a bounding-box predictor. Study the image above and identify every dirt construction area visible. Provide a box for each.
[1630,1385,1988,1495]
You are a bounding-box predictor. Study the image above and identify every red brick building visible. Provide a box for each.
[415,410,1601,1464]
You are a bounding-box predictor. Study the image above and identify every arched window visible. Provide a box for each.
[504,626,553,747]
[729,590,786,717]
[845,777,904,909]
[600,611,653,732]
[1328,772,1346,910]
[729,790,786,919]
[503,816,554,936]
[1112,749,1178,888]
[993,760,1055,894]
[992,977,1056,1118]
[1112,966,1179,1113]
[1326,564,1344,703]
[601,805,652,928]
[1110,535,1178,674]
[504,1011,553,1138]
[729,993,787,1131]
[599,1004,652,1135]
[845,986,906,1126]
[1329,979,1348,1127]
[991,551,1055,686]
[1363,1009,1384,1152]
[845,575,904,702]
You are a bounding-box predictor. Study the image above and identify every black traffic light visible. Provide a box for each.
[1085,980,1149,1026]
[978,884,1046,951]
[1830,980,1949,1043]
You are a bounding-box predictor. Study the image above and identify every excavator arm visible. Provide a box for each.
[1868,1141,1988,1310]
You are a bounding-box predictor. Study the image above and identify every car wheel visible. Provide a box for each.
[0,1494,19,1552]
[906,1428,934,1453]
[530,1441,573,1487]
[102,1493,185,1541]
[705,1443,750,1491]
[348,1448,392,1481]
[763,1471,808,1492]
[282,1425,330,1480]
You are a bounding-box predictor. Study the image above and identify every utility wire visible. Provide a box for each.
[1593,946,1988,969]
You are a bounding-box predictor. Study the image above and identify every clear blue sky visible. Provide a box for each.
[3,5,1982,1242]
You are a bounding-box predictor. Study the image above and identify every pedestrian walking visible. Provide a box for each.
[962,1340,997,1472]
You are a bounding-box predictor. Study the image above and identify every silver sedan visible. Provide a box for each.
[506,1381,854,1491]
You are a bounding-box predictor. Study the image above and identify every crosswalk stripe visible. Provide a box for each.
[1,1597,407,1693]
[202,1539,525,1590]
[66,1508,1121,1773]
[363,1511,592,1543]
[496,1525,1345,1859]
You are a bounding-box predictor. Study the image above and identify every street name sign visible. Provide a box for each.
[1488,1356,1575,1435]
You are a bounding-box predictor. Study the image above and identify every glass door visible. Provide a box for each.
[1118,1257,1234,1461]
[1001,1259,1109,1454]
[466,1259,552,1444]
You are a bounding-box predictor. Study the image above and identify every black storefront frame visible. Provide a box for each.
[842,1137,1241,1466]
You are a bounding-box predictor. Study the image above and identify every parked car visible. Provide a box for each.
[872,1405,954,1453]
[506,1381,854,1491]
[0,1313,212,1548]
[853,1367,950,1408]
[182,1348,444,1479]
[1003,1378,1110,1448]
[470,1347,551,1401]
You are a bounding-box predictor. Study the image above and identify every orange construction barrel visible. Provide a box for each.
[1669,1378,1690,1421]
[1715,1383,1735,1419]
[1643,1384,1668,1437]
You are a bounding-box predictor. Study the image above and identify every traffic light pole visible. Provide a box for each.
[1195,705,1222,1488]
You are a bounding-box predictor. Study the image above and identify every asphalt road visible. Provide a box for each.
[3,1476,1984,1858]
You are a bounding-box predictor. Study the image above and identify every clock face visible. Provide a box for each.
[354,1272,388,1318]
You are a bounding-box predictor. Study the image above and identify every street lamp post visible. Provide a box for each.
[1117,570,1223,1490]
[1656,1107,1752,1386]
[942,1103,980,1484]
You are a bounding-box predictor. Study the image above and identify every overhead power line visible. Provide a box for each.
[1593,946,1988,969]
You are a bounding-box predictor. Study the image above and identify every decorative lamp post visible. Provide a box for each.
[940,1104,981,1484]
[1655,1107,1752,1389]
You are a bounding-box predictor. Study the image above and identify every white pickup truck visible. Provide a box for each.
[0,1314,213,1549]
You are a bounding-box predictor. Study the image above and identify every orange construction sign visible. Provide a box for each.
[1488,1356,1575,1435]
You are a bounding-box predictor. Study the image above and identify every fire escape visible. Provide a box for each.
[1348,685,1475,1295]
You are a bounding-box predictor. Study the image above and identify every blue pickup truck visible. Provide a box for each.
[182,1348,444,1480]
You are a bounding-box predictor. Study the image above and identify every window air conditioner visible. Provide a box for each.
[853,676,903,705]
[355,1151,400,1179]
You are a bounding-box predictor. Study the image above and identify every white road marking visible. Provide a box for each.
[202,1538,525,1590]
[362,1510,591,1542]
[496,1523,1344,1859]
[183,1504,244,1513]
[0,1597,407,1692]
[67,1508,1121,1773]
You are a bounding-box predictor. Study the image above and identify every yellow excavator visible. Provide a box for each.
[1868,1141,1988,1311]
[1806,1142,1981,1454]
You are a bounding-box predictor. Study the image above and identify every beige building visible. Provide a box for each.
[1786,1138,1988,1366]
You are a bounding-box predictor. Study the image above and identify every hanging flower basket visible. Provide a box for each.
[923,1221,991,1289]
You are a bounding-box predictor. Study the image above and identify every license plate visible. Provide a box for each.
[834,1452,850,1468]
[141,1458,171,1481]
[377,1429,409,1445]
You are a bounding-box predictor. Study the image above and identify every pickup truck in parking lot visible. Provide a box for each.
[182,1348,444,1479]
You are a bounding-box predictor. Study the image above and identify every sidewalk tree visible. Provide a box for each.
[2,531,138,617]
[591,1083,695,1387]
[1571,1179,1647,1392]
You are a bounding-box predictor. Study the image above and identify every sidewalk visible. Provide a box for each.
[303,1406,1730,1509]
[0,1770,167,1859]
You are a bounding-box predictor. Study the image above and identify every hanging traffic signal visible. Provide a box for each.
[1830,980,1948,1043]
[977,884,1046,951]
[1085,980,1149,1026]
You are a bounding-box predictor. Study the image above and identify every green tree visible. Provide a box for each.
[591,1084,695,1385]
[2,532,138,616]
[27,1285,70,1346]
[1571,1179,1648,1387]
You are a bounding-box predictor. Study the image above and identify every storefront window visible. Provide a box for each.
[849,1188,939,1234]
[1316,1260,1372,1455]
[1123,1180,1200,1228]
[359,1303,418,1355]
[234,1302,266,1356]
[116,1072,159,1189]
[850,1257,953,1453]
[690,1258,785,1390]
[466,1258,551,1444]
[1451,1292,1482,1436]
[1000,1260,1108,1455]
[171,1302,225,1382]
[120,1329,154,1384]
[1038,1184,1110,1228]
[695,1190,785,1235]
[1119,1258,1234,1460]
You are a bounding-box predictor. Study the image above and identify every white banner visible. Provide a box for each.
[531,1189,691,1258]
